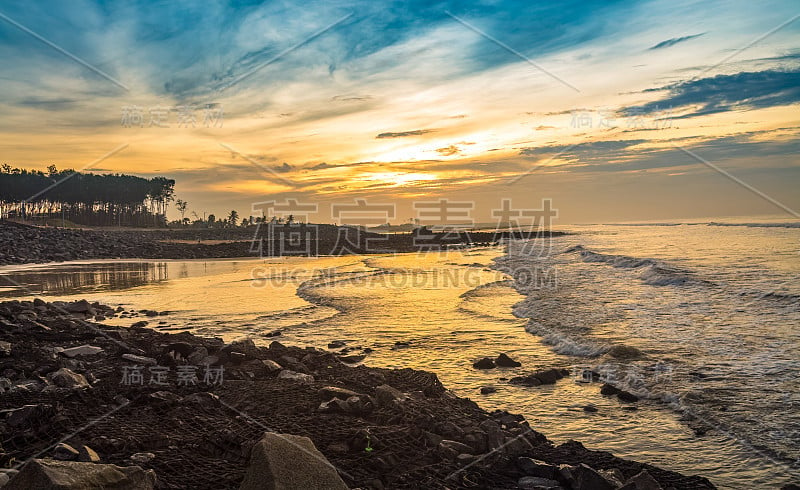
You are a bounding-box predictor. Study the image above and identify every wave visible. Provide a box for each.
[707,222,800,229]
[603,221,800,229]
[523,323,608,357]
[564,245,705,287]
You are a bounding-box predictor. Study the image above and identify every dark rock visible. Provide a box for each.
[328,340,347,349]
[5,459,156,489]
[263,329,282,337]
[319,386,363,401]
[617,391,639,403]
[509,375,542,386]
[375,384,407,407]
[240,432,348,490]
[518,476,561,489]
[48,368,89,389]
[473,357,496,369]
[6,404,55,428]
[480,386,497,395]
[338,354,365,364]
[52,443,80,461]
[495,353,521,367]
[600,383,621,395]
[65,300,92,313]
[560,463,615,490]
[619,469,663,490]
[517,457,559,479]
[583,405,599,413]
[77,445,101,463]
[392,341,411,349]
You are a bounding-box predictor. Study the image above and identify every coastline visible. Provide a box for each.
[0,220,565,266]
[0,298,716,489]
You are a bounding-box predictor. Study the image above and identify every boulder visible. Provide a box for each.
[619,469,663,490]
[617,391,640,403]
[261,360,283,373]
[277,370,314,383]
[239,432,348,490]
[374,384,407,407]
[59,345,103,358]
[517,457,559,479]
[327,340,346,349]
[77,445,101,463]
[518,476,561,489]
[318,386,363,401]
[65,300,93,313]
[495,353,522,367]
[49,368,89,389]
[5,459,156,489]
[0,341,11,356]
[560,463,615,490]
[472,357,496,369]
[52,443,80,461]
[480,386,497,395]
[121,354,157,366]
[600,383,621,395]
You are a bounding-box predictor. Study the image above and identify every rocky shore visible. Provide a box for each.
[0,298,720,489]
[0,221,564,266]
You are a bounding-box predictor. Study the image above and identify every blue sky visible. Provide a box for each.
[0,0,798,223]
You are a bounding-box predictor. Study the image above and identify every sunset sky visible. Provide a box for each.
[1,0,798,224]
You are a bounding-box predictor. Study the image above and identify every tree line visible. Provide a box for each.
[0,164,175,227]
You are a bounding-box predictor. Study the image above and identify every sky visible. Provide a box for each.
[0,0,798,225]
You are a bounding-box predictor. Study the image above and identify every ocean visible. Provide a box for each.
[1,218,798,488]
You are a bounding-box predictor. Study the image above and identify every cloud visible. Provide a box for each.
[648,33,705,50]
[622,69,800,119]
[436,145,461,156]
[376,129,436,139]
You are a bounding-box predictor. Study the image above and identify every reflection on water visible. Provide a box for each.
[0,262,169,297]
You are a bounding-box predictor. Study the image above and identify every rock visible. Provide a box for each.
[517,457,559,479]
[0,341,11,356]
[277,370,314,383]
[518,476,561,489]
[121,354,158,366]
[225,338,261,359]
[374,384,407,407]
[338,354,365,364]
[600,383,621,395]
[617,390,640,403]
[5,404,55,427]
[77,445,101,463]
[49,368,89,389]
[52,443,80,461]
[183,392,220,407]
[261,359,282,373]
[263,329,282,337]
[560,463,615,490]
[620,469,663,490]
[318,386,363,401]
[130,452,155,464]
[239,432,348,490]
[318,398,351,414]
[496,353,522,367]
[472,357,496,369]
[509,375,542,387]
[130,321,149,328]
[147,391,182,405]
[186,347,209,365]
[439,440,473,454]
[392,341,411,349]
[59,345,103,358]
[583,405,599,413]
[510,368,567,386]
[5,459,156,489]
[65,300,92,313]
[480,386,497,395]
[607,344,645,359]
[0,473,8,487]
[328,340,347,349]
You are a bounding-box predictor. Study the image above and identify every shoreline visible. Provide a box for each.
[0,220,565,266]
[0,298,716,489]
